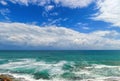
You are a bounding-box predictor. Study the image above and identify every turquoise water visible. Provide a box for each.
[0,50,120,81]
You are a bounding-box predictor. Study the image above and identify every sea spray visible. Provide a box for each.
[0,50,120,81]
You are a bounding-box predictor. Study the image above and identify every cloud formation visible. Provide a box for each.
[0,0,7,5]
[1,0,94,8]
[45,5,54,11]
[0,22,120,50]
[54,0,94,8]
[93,0,120,27]
[0,8,10,20]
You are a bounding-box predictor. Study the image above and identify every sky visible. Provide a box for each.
[0,0,120,50]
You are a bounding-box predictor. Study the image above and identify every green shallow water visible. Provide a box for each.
[0,50,120,81]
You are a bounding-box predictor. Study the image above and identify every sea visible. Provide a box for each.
[0,50,120,81]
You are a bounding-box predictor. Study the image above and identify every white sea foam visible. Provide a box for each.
[0,59,67,76]
[1,59,120,81]
[0,59,68,81]
[85,64,120,69]
[1,72,120,81]
[0,72,67,81]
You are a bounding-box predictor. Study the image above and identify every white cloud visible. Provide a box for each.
[7,0,51,6]
[93,0,120,27]
[41,18,67,26]
[0,22,120,50]
[0,0,7,5]
[0,8,10,20]
[5,0,94,8]
[9,0,29,6]
[75,22,90,30]
[54,0,94,8]
[91,30,120,39]
[45,5,54,11]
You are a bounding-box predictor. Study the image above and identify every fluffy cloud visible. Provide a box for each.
[8,0,51,6]
[54,0,94,8]
[1,0,94,8]
[93,0,120,27]
[0,22,120,50]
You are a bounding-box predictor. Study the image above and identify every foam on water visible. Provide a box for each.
[0,58,120,81]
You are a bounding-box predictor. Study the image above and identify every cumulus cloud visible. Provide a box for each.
[93,0,120,27]
[91,30,120,39]
[3,0,94,8]
[0,22,120,50]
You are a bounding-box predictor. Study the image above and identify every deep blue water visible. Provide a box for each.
[0,50,120,81]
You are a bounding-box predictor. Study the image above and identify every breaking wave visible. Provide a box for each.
[0,58,120,81]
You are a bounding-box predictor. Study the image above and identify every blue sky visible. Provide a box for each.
[0,0,120,50]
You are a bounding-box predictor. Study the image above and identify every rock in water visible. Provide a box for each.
[0,74,13,81]
[0,74,28,81]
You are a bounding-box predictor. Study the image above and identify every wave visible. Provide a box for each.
[0,58,120,81]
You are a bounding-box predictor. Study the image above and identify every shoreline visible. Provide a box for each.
[0,74,120,81]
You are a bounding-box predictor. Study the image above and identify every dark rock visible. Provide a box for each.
[0,78,4,81]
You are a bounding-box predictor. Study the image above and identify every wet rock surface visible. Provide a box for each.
[0,74,28,81]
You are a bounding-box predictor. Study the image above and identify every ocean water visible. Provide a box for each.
[0,50,120,81]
